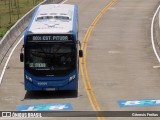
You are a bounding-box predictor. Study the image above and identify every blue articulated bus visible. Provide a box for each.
[20,4,83,92]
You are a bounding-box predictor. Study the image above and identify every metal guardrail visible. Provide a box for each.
[0,0,63,65]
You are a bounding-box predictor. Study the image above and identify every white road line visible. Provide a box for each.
[153,66,160,69]
[151,5,160,63]
[0,0,68,85]
[0,36,23,84]
[159,10,160,28]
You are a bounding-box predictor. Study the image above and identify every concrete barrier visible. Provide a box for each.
[0,0,63,64]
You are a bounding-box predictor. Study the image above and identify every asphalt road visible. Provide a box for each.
[0,0,160,120]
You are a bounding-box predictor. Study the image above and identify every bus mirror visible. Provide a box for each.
[20,53,24,62]
[79,50,83,57]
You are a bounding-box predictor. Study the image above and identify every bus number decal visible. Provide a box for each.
[33,36,42,41]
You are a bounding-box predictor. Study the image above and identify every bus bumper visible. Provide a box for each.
[25,78,78,91]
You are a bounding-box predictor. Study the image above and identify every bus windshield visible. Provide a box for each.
[25,42,76,76]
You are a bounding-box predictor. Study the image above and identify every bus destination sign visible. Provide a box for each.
[28,35,73,41]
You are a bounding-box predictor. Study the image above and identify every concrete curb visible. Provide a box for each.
[0,0,63,64]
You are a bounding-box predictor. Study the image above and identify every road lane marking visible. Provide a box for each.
[108,50,120,54]
[0,36,23,84]
[151,4,160,63]
[18,103,72,111]
[80,0,117,119]
[153,65,160,69]
[159,9,160,28]
[118,99,160,107]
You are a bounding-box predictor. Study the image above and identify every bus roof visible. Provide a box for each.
[27,4,77,35]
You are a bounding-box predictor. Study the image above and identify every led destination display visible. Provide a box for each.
[27,34,73,41]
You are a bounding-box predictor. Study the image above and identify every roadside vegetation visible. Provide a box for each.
[0,0,43,38]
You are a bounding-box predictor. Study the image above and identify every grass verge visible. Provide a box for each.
[0,0,43,38]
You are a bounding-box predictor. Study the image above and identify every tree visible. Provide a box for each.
[0,2,2,28]
[10,0,13,12]
[33,0,38,5]
[16,0,20,19]
[8,0,12,23]
[4,0,7,5]
[13,0,17,7]
[0,14,1,28]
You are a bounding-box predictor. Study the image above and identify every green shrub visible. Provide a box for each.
[0,32,4,38]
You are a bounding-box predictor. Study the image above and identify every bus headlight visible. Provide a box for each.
[26,75,32,82]
[69,75,76,82]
